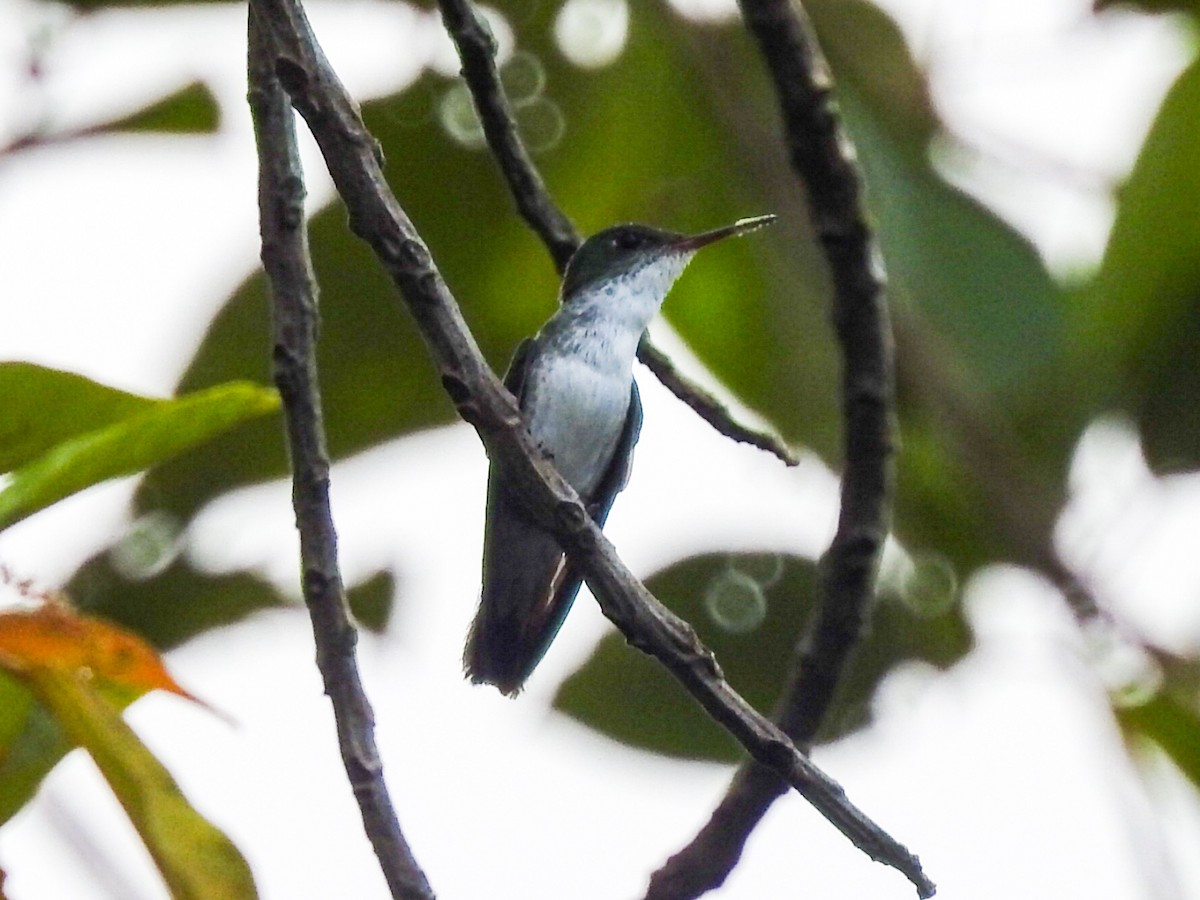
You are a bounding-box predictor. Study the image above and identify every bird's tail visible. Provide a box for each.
[465,495,585,696]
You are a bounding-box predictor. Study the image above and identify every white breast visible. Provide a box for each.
[524,355,631,496]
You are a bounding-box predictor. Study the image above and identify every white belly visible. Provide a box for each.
[525,356,630,496]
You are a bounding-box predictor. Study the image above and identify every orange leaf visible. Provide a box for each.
[0,603,199,704]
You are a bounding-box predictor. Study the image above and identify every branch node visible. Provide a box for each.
[691,644,724,681]
[301,566,329,595]
[764,736,799,772]
[273,55,309,95]
[280,185,306,229]
[555,498,589,534]
[439,370,467,400]
[399,238,432,270]
[416,272,441,303]
[374,227,403,264]
[441,373,487,426]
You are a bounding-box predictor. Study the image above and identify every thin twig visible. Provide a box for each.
[247,13,435,900]
[249,0,930,890]
[435,0,797,467]
[645,0,919,897]
[435,0,580,270]
[635,336,800,463]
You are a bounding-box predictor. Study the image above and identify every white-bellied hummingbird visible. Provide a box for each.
[465,214,776,695]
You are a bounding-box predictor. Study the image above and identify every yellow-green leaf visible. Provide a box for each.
[0,673,59,824]
[28,668,256,899]
[0,363,154,473]
[0,602,217,826]
[0,378,278,531]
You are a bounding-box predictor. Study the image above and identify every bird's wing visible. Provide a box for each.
[587,376,643,526]
[464,357,642,696]
[465,339,562,694]
[502,337,534,398]
[514,377,643,673]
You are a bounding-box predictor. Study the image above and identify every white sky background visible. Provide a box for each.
[1,0,1200,898]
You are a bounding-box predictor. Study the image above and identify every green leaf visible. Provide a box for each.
[1118,692,1200,791]
[806,0,1076,573]
[101,82,221,135]
[812,0,1066,394]
[0,673,145,828]
[555,553,969,762]
[68,557,287,650]
[28,668,256,898]
[0,673,59,825]
[0,379,278,530]
[1094,0,1200,17]
[347,570,395,634]
[0,362,155,473]
[1077,58,1200,471]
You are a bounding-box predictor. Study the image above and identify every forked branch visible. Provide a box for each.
[249,0,930,892]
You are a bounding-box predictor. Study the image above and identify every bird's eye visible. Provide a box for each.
[614,231,644,251]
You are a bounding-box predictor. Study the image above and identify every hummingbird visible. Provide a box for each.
[465,214,776,695]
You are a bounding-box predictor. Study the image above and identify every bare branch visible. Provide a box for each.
[247,13,435,900]
[645,0,922,896]
[435,0,796,467]
[435,0,580,271]
[248,0,930,890]
[636,336,799,464]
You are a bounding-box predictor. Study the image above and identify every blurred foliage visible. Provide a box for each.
[0,604,193,822]
[812,1,1066,394]
[0,605,255,900]
[0,363,154,472]
[0,673,61,825]
[101,81,221,135]
[3,80,220,154]
[0,369,278,531]
[807,0,1075,576]
[1079,58,1200,472]
[67,556,286,650]
[34,670,257,898]
[1094,0,1200,17]
[12,0,1198,785]
[0,361,275,832]
[1118,651,1200,794]
[0,605,256,897]
[556,553,969,761]
[348,569,396,634]
[1119,692,1200,794]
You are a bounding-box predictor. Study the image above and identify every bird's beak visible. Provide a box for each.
[671,214,777,252]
